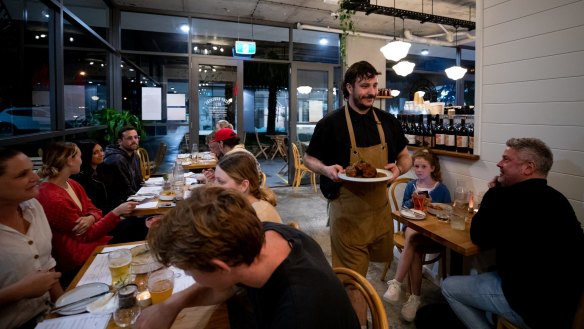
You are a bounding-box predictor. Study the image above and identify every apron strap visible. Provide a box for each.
[344,104,387,153]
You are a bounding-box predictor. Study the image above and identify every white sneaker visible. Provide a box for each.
[382,279,401,303]
[401,294,421,322]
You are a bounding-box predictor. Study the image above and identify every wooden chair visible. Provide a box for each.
[496,317,521,329]
[254,128,271,160]
[380,177,446,282]
[260,171,267,187]
[334,267,390,329]
[137,147,151,180]
[151,142,167,175]
[291,143,317,192]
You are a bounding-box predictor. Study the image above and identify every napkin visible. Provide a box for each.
[86,292,117,314]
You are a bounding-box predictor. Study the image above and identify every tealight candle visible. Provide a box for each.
[136,290,152,307]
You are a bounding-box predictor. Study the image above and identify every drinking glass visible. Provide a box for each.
[191,144,199,162]
[108,249,132,288]
[412,192,427,211]
[113,284,141,328]
[148,268,175,304]
[449,212,466,230]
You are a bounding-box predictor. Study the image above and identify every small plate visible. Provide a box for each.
[426,203,453,216]
[159,192,175,201]
[338,169,393,183]
[54,282,110,315]
[400,209,426,220]
[130,244,163,274]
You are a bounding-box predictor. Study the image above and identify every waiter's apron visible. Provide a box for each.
[330,105,393,275]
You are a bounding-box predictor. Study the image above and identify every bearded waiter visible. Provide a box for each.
[304,61,412,328]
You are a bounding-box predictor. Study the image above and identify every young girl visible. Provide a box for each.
[383,148,451,322]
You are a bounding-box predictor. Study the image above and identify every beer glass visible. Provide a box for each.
[108,249,132,288]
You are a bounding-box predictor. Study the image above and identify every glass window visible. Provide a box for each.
[121,12,189,53]
[192,19,290,60]
[198,64,238,134]
[297,69,328,123]
[0,0,53,138]
[293,29,339,64]
[63,16,109,129]
[63,0,109,40]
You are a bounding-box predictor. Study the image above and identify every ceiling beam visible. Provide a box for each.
[341,1,475,31]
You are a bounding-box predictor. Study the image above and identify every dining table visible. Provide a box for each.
[266,135,288,161]
[392,209,479,275]
[50,241,230,329]
[176,153,218,171]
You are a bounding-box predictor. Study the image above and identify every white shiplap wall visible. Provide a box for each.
[438,0,584,225]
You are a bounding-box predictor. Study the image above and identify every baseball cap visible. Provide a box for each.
[212,128,237,142]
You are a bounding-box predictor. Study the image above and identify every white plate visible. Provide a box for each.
[338,169,393,183]
[400,209,426,220]
[130,244,163,274]
[54,282,110,315]
[426,203,453,216]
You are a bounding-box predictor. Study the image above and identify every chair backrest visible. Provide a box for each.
[254,128,263,145]
[152,142,167,174]
[291,142,302,168]
[137,147,151,180]
[333,267,390,329]
[260,171,267,187]
[389,177,413,211]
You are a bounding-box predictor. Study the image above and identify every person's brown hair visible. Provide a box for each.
[37,141,78,179]
[0,148,23,176]
[217,152,276,205]
[412,148,443,182]
[342,61,380,99]
[147,186,264,272]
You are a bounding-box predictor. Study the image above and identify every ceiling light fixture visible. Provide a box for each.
[392,61,415,77]
[390,89,401,97]
[444,27,467,80]
[380,4,411,62]
[180,24,189,33]
[420,49,429,55]
[319,38,328,45]
[297,86,312,94]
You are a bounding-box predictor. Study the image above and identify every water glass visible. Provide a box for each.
[191,144,199,162]
[449,212,466,230]
[108,249,132,288]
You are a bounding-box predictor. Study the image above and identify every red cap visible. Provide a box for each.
[212,128,237,142]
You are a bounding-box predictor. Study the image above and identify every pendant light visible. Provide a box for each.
[391,17,415,77]
[445,27,467,80]
[379,1,411,62]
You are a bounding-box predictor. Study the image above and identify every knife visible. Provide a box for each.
[50,290,110,313]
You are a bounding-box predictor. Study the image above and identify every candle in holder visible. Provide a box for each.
[136,291,152,307]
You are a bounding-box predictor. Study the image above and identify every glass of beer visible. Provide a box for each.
[108,249,132,288]
[148,268,175,304]
[412,192,427,211]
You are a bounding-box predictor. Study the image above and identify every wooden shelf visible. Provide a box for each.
[376,96,393,99]
[407,145,480,160]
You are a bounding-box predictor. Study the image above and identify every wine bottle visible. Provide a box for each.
[444,118,456,152]
[468,117,475,154]
[434,117,445,150]
[423,114,434,148]
[415,115,424,147]
[404,115,417,146]
[456,118,469,153]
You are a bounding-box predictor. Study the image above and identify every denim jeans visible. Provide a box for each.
[441,272,531,329]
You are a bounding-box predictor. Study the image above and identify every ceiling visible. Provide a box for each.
[111,0,476,49]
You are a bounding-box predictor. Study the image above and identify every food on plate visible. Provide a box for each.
[160,191,175,196]
[345,160,378,178]
[427,203,445,211]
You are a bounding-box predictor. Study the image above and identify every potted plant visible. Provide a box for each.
[96,108,146,144]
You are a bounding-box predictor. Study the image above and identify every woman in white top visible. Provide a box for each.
[0,148,63,329]
[214,152,282,223]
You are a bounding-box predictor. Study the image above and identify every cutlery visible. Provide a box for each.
[50,290,110,313]
[401,207,424,218]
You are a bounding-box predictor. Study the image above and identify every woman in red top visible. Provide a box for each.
[36,142,137,279]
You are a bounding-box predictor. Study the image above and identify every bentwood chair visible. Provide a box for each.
[137,147,151,180]
[380,177,446,283]
[260,171,267,187]
[291,143,317,192]
[254,128,271,160]
[334,267,389,329]
[151,142,167,175]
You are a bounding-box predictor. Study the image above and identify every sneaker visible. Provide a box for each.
[401,295,422,322]
[382,279,401,303]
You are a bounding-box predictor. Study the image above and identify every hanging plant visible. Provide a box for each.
[338,0,356,66]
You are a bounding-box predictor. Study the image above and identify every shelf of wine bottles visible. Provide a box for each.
[397,113,480,161]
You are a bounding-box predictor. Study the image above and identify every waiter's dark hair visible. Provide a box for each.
[342,61,380,99]
[0,147,23,176]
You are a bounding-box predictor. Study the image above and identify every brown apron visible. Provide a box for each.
[330,105,393,276]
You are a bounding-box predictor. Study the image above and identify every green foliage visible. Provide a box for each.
[96,108,146,144]
[338,0,356,66]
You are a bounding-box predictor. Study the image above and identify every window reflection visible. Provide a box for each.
[63,0,110,40]
[121,12,189,53]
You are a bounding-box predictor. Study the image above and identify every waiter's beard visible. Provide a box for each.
[351,94,375,111]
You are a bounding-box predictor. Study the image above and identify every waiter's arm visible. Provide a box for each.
[384,146,412,182]
[303,153,343,182]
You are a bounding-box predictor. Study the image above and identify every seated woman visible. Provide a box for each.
[71,139,112,213]
[383,148,451,322]
[214,152,282,223]
[36,142,137,285]
[0,148,63,329]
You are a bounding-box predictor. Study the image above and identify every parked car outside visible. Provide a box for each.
[0,107,51,135]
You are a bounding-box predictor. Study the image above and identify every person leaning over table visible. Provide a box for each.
[36,142,138,287]
[203,128,263,184]
[135,186,360,329]
[441,138,584,329]
[303,60,412,328]
[213,152,281,223]
[0,148,64,329]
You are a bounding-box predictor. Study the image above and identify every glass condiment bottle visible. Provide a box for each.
[113,284,141,328]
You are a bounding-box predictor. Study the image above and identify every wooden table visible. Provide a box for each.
[266,135,288,161]
[64,242,229,329]
[181,159,217,171]
[392,210,479,275]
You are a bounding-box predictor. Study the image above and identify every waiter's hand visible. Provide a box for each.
[384,163,401,183]
[323,164,344,182]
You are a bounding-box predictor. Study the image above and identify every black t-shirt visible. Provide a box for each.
[244,222,360,329]
[306,106,408,199]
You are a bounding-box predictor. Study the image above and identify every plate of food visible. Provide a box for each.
[338,161,393,182]
[400,208,426,220]
[130,244,163,274]
[159,190,176,201]
[426,203,453,216]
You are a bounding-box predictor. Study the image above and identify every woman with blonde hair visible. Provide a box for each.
[214,152,282,223]
[36,142,137,284]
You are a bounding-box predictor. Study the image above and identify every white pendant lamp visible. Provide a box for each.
[380,7,411,62]
[393,61,415,77]
[390,89,401,97]
[297,86,312,94]
[445,65,467,80]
